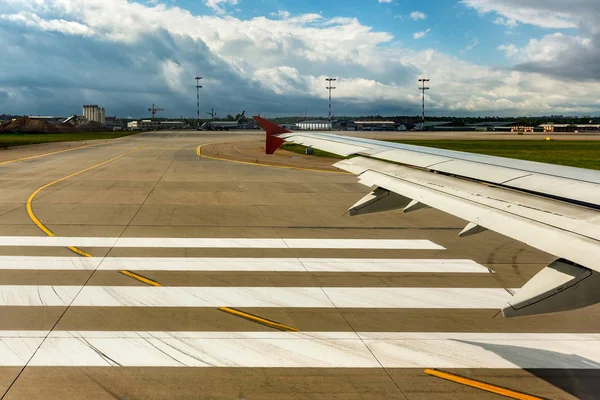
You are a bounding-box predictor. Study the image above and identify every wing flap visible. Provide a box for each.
[502,260,600,317]
[339,157,600,271]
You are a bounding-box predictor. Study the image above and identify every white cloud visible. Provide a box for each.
[460,38,479,54]
[205,0,238,14]
[413,29,430,39]
[493,16,517,28]
[460,0,586,30]
[0,0,599,116]
[497,44,519,57]
[0,11,94,35]
[378,0,392,3]
[269,10,291,19]
[465,1,600,82]
[499,33,592,62]
[409,11,427,20]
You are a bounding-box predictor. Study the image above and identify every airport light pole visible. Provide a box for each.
[326,78,336,130]
[418,78,430,127]
[195,76,202,129]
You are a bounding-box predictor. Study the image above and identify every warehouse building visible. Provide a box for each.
[296,120,331,130]
[540,123,600,133]
[353,121,396,131]
[468,121,516,131]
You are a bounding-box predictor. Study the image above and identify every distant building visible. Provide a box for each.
[540,123,600,133]
[83,105,106,125]
[105,117,123,130]
[415,121,462,131]
[296,120,331,130]
[511,125,534,134]
[160,121,185,129]
[333,120,356,131]
[354,121,396,131]
[128,120,160,130]
[468,121,516,132]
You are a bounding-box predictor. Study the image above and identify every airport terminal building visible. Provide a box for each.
[296,120,332,130]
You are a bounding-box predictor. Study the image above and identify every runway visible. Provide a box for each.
[0,130,598,399]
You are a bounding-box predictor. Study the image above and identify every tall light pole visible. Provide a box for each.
[418,78,430,127]
[326,78,336,130]
[195,76,202,130]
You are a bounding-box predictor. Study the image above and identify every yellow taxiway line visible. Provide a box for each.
[219,307,299,332]
[424,369,544,400]
[120,270,162,286]
[26,147,142,258]
[196,143,349,174]
[0,143,103,166]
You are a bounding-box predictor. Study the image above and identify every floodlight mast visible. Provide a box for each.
[418,78,430,126]
[326,78,336,130]
[195,76,202,129]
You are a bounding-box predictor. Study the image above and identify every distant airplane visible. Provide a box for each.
[254,115,600,318]
[201,111,245,130]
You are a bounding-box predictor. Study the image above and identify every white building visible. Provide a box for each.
[128,120,160,130]
[296,120,331,130]
[83,105,106,125]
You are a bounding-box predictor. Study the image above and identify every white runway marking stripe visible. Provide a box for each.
[0,286,514,308]
[0,256,487,273]
[1,331,599,368]
[0,237,444,249]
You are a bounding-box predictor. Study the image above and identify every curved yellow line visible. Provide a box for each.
[26,147,142,258]
[196,143,349,174]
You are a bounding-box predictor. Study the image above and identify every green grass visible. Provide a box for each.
[0,132,139,147]
[394,140,600,170]
[281,143,347,159]
[282,140,600,170]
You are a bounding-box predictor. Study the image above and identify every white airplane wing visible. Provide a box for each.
[254,116,600,318]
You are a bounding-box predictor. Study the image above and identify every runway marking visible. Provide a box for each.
[0,237,445,250]
[0,257,484,273]
[0,143,102,167]
[424,369,544,400]
[0,286,514,308]
[0,331,599,368]
[26,147,142,257]
[119,270,161,287]
[196,143,349,174]
[219,307,299,332]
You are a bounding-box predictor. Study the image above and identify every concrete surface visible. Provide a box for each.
[0,130,597,399]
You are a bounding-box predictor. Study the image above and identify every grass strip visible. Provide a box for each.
[282,140,600,170]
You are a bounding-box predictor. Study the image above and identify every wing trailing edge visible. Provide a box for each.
[253,117,600,317]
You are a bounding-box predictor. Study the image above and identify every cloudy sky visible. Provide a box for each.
[1,0,599,118]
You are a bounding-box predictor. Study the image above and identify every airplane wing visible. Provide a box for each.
[254,116,600,318]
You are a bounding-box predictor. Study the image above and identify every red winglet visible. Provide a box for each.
[253,116,290,154]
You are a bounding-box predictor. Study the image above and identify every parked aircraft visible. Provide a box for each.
[201,111,245,130]
[254,115,600,318]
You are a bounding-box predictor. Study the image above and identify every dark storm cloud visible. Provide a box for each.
[0,18,423,117]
